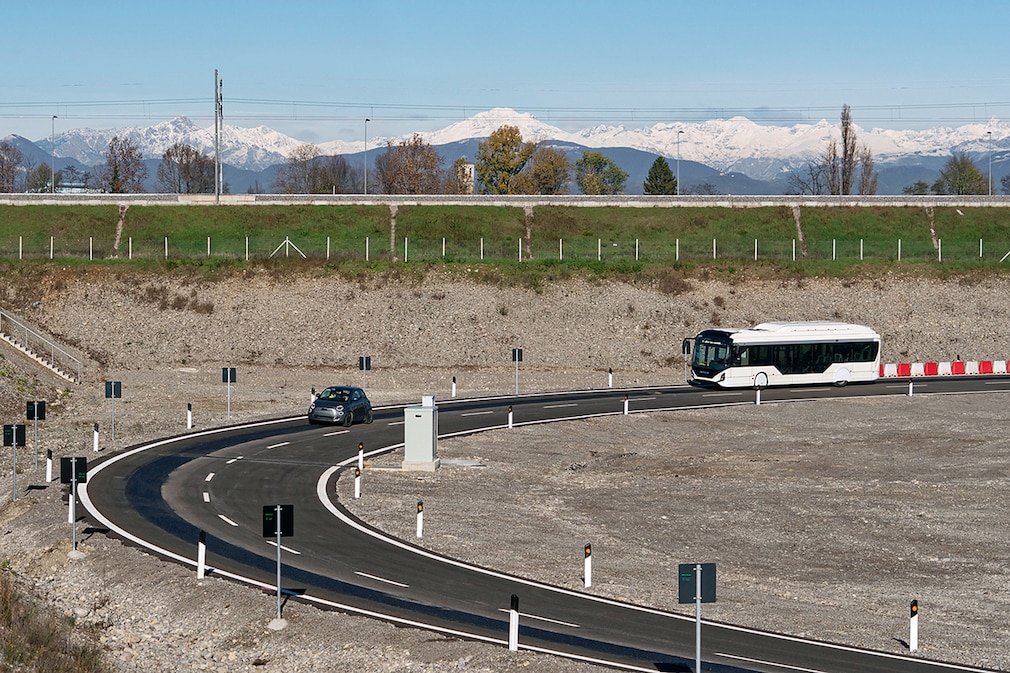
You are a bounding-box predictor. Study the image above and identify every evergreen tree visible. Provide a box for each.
[643,156,677,195]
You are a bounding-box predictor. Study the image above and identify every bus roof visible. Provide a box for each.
[734,321,879,344]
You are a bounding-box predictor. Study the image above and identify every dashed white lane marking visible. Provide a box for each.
[202,492,211,503]
[218,514,239,527]
[267,442,290,449]
[388,421,405,426]
[497,608,580,628]
[355,571,409,588]
[702,392,744,397]
[226,457,242,464]
[324,430,350,436]
[266,540,301,555]
[543,403,578,409]
[461,411,494,417]
[205,473,215,482]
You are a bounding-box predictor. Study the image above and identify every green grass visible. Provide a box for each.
[1,204,1009,279]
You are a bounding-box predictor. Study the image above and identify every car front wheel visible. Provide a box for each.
[343,412,354,427]
[365,410,373,424]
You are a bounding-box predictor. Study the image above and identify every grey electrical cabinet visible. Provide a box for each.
[403,395,439,471]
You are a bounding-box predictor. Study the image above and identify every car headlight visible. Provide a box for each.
[334,405,344,413]
[309,403,316,411]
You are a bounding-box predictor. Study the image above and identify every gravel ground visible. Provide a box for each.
[1,268,1009,672]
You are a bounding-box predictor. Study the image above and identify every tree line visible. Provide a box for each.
[1,110,1003,195]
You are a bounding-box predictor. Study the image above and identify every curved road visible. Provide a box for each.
[80,377,1007,673]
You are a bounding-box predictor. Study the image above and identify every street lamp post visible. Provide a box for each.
[364,118,370,195]
[987,131,993,197]
[676,130,684,196]
[50,115,57,193]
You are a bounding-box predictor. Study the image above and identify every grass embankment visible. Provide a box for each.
[0,570,107,673]
[1,204,1009,287]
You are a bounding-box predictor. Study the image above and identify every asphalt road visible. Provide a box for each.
[80,377,1008,673]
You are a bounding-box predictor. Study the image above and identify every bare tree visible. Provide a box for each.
[274,144,320,194]
[157,143,215,193]
[858,146,878,195]
[840,105,857,195]
[101,136,148,193]
[0,140,23,192]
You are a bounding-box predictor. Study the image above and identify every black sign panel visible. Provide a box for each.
[678,563,716,604]
[60,456,88,483]
[3,424,26,447]
[262,504,294,537]
[358,356,371,371]
[27,400,46,421]
[104,381,122,399]
[512,348,523,363]
[222,367,236,383]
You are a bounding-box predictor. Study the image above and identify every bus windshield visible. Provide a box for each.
[692,333,734,372]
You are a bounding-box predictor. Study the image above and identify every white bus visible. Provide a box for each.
[687,321,881,388]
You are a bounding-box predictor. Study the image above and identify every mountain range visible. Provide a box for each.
[7,107,1008,195]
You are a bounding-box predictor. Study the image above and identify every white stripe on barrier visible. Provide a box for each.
[996,361,1007,374]
[938,362,952,375]
[883,363,898,377]
[966,361,980,375]
[911,363,924,376]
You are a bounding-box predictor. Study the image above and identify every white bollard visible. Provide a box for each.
[187,403,193,430]
[623,395,629,415]
[507,406,513,429]
[508,594,520,651]
[197,531,207,580]
[93,423,99,452]
[354,467,361,499]
[608,368,613,388]
[755,387,762,405]
[910,600,919,652]
[46,449,52,483]
[451,376,457,398]
[584,544,592,588]
[416,501,424,538]
[908,379,914,397]
[358,444,364,471]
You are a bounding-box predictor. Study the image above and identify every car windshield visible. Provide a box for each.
[319,387,352,402]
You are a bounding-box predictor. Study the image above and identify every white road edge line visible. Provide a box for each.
[461,411,494,417]
[702,392,744,397]
[716,652,828,673]
[497,608,580,628]
[355,571,409,588]
[266,540,301,555]
[543,403,578,409]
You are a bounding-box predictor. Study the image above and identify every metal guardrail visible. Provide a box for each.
[0,308,82,384]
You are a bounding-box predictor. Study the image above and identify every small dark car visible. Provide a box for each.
[307,385,373,426]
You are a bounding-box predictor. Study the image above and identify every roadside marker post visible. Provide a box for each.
[45,449,53,483]
[187,403,193,430]
[623,395,629,415]
[197,530,207,580]
[416,501,424,538]
[354,467,361,499]
[908,379,914,397]
[451,376,457,398]
[92,423,99,452]
[507,406,513,429]
[910,600,919,652]
[358,443,364,470]
[608,368,613,388]
[584,544,592,588]
[508,594,520,651]
[755,385,762,405]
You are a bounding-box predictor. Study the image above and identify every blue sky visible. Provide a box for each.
[3,0,1007,143]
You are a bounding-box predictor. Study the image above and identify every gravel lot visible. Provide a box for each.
[1,268,1009,672]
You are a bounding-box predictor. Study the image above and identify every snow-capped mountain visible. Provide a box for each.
[31,107,1009,183]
